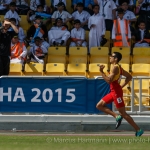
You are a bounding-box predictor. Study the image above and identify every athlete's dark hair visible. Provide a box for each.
[113,52,122,62]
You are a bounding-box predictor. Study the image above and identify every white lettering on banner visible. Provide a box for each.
[66,89,76,103]
[42,89,53,103]
[55,88,62,102]
[31,88,76,103]
[31,88,41,102]
[0,88,12,102]
[13,88,26,102]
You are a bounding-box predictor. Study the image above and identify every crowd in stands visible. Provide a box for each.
[0,0,150,66]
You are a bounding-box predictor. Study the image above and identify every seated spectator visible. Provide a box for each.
[48,18,70,46]
[9,18,25,43]
[120,1,137,23]
[51,2,73,25]
[0,0,12,15]
[27,5,51,25]
[14,0,29,15]
[10,33,27,64]
[132,21,150,47]
[94,0,117,31]
[27,36,47,64]
[88,5,105,50]
[72,2,91,30]
[52,0,66,8]
[72,0,94,15]
[116,0,134,11]
[26,15,48,46]
[70,19,87,47]
[4,2,21,25]
[29,0,47,12]
[112,8,131,47]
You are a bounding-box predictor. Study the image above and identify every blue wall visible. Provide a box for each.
[0,77,111,113]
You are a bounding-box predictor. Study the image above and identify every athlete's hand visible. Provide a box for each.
[99,65,105,73]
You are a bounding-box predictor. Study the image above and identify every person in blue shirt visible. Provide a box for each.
[72,0,94,15]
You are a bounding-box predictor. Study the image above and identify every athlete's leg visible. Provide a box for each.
[96,100,118,118]
[117,107,140,131]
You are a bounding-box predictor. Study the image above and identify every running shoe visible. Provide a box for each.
[135,129,144,137]
[115,115,123,129]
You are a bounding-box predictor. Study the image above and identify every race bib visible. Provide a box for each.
[117,97,122,103]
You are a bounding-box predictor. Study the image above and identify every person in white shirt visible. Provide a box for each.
[10,18,26,43]
[14,0,29,15]
[4,2,21,25]
[10,34,27,64]
[70,19,87,47]
[112,8,131,47]
[29,0,47,12]
[27,36,48,64]
[51,2,73,25]
[72,2,91,30]
[120,1,137,23]
[116,0,134,10]
[0,0,12,15]
[48,17,70,46]
[52,0,66,7]
[88,4,106,50]
[94,0,117,31]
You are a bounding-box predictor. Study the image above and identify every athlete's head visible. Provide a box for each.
[110,52,122,63]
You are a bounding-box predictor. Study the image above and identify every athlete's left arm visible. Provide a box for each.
[120,69,132,88]
[99,65,118,84]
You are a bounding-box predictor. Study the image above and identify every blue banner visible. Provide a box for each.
[0,77,111,113]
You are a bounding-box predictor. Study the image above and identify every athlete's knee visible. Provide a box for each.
[96,100,106,109]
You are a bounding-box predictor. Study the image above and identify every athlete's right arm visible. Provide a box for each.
[120,69,132,88]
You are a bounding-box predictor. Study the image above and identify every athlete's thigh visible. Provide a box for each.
[102,93,114,104]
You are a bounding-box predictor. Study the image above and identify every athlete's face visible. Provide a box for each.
[110,53,117,63]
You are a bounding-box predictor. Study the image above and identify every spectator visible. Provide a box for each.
[27,5,51,25]
[116,0,134,11]
[51,2,73,25]
[72,0,94,15]
[70,19,87,47]
[26,15,48,46]
[0,0,12,15]
[112,8,131,47]
[4,2,21,25]
[88,5,105,50]
[52,0,66,7]
[14,0,29,15]
[120,1,137,23]
[9,18,25,43]
[10,33,27,64]
[0,19,18,76]
[94,0,117,31]
[48,18,70,46]
[29,0,47,12]
[27,36,48,64]
[72,2,91,30]
[132,21,150,47]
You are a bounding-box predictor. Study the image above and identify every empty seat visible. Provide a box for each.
[19,15,31,31]
[88,63,108,78]
[67,63,87,76]
[45,63,65,76]
[24,63,44,76]
[68,47,88,63]
[9,63,23,76]
[132,64,150,76]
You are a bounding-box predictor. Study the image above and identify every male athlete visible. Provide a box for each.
[96,52,144,137]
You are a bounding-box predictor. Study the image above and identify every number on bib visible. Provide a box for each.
[117,97,122,104]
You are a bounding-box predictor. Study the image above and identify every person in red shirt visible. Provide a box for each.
[96,52,144,137]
